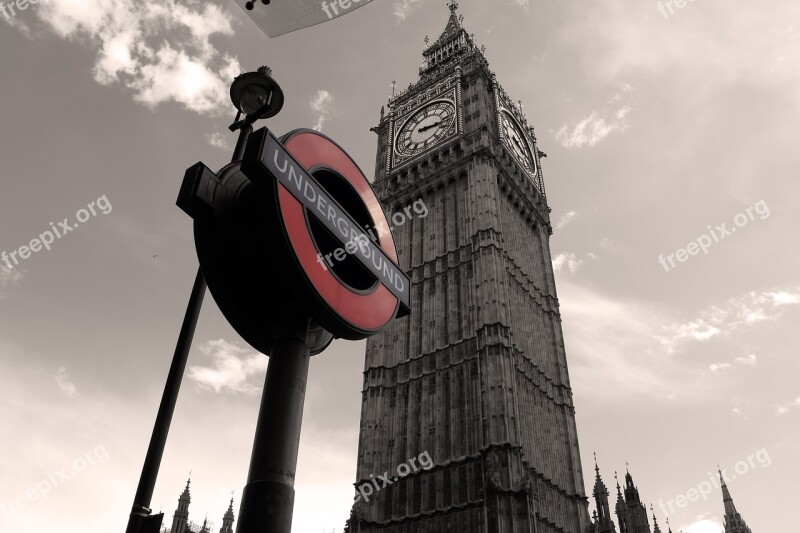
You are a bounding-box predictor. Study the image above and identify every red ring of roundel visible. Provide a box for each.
[278,130,400,333]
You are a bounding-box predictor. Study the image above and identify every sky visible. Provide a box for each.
[1,0,798,532]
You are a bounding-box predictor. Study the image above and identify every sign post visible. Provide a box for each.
[236,315,311,533]
[124,67,284,533]
[179,120,411,532]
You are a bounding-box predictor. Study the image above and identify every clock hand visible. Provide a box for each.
[418,121,442,133]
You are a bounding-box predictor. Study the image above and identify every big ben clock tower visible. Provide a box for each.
[349,3,592,532]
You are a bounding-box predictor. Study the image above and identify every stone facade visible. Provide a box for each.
[348,3,591,532]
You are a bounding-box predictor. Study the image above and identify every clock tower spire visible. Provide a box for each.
[352,3,591,532]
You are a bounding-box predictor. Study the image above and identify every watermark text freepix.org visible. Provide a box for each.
[657,447,770,515]
[355,450,433,503]
[1,195,112,270]
[0,444,109,517]
[316,198,428,271]
[0,0,46,22]
[658,200,769,272]
[320,0,365,20]
[657,0,698,19]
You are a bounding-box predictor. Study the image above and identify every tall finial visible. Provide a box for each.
[651,504,662,533]
[424,35,429,45]
[391,80,396,98]
[593,451,599,473]
[448,0,458,13]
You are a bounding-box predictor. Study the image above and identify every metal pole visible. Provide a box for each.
[125,123,253,533]
[236,316,311,533]
[233,122,253,162]
[125,269,206,533]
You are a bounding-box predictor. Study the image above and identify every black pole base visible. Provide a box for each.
[235,317,311,533]
[237,480,295,533]
[125,511,164,533]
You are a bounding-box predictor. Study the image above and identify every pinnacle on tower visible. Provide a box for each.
[651,504,662,533]
[170,477,192,533]
[718,469,753,533]
[590,455,616,531]
[220,493,236,533]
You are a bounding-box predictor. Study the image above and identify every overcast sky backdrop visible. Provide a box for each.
[1,0,798,532]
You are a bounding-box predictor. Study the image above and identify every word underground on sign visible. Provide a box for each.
[260,130,410,307]
[316,199,428,271]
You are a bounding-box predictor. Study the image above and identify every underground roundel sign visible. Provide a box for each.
[177,127,410,354]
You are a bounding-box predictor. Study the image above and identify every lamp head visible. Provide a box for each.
[230,66,284,120]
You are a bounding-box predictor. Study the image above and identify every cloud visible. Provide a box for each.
[311,90,335,131]
[206,131,233,151]
[552,252,582,273]
[27,0,241,115]
[681,517,724,533]
[554,210,580,230]
[709,353,757,373]
[393,0,426,22]
[776,397,800,415]
[559,281,695,401]
[731,397,747,418]
[55,367,77,396]
[560,1,800,86]
[734,354,758,366]
[709,362,733,373]
[188,339,268,394]
[555,85,632,148]
[0,263,24,297]
[658,287,800,354]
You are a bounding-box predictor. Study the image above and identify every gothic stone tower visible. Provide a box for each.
[351,3,591,532]
[590,459,617,533]
[719,471,752,533]
[170,478,191,533]
[615,471,650,533]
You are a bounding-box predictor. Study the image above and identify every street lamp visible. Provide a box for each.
[230,66,284,120]
[125,67,284,533]
[228,66,284,160]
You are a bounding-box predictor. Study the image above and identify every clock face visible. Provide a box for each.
[500,111,535,175]
[395,101,456,157]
